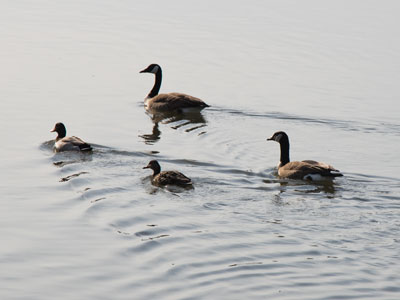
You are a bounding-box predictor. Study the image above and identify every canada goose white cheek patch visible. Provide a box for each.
[150,65,159,74]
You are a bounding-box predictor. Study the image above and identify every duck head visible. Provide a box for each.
[51,122,67,139]
[143,160,161,175]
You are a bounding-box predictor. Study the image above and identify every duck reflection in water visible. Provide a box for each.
[139,110,207,144]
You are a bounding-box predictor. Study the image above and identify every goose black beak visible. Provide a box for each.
[143,166,150,169]
[50,127,56,132]
[267,137,273,141]
[139,69,147,73]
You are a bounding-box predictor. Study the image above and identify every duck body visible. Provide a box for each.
[267,131,342,181]
[143,160,192,186]
[51,122,92,152]
[140,64,209,112]
[153,170,192,186]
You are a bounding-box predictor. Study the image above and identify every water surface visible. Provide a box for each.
[1,1,400,299]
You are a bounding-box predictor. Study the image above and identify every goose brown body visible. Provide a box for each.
[147,92,207,112]
[140,64,209,112]
[51,122,92,152]
[276,160,341,180]
[143,160,192,186]
[267,131,342,180]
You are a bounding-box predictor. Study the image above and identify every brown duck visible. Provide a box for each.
[143,160,193,186]
[140,64,209,112]
[50,122,92,152]
[267,131,343,180]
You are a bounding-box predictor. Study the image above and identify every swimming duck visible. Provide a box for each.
[50,122,92,152]
[267,131,343,180]
[143,160,193,186]
[140,64,209,112]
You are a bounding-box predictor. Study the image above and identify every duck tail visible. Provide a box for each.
[79,144,93,152]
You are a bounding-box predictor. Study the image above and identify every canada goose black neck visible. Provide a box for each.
[278,136,290,167]
[268,131,290,166]
[149,67,162,98]
[140,64,162,99]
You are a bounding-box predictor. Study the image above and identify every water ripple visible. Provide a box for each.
[210,106,400,136]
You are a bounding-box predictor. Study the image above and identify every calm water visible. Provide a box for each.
[1,1,400,299]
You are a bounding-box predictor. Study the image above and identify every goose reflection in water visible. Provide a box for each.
[264,178,338,196]
[139,110,207,144]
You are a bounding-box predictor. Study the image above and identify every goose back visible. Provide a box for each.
[278,161,343,180]
[146,92,209,112]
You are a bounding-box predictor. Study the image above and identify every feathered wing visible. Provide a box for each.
[69,136,92,151]
[56,136,92,152]
[147,93,209,111]
[301,160,339,171]
[279,161,342,179]
[155,171,192,186]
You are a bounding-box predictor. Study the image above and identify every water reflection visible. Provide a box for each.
[139,110,207,144]
[59,171,89,182]
[264,178,338,195]
[40,140,94,167]
[140,122,161,144]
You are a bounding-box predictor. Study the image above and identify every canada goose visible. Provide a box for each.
[140,64,209,112]
[50,122,92,152]
[143,160,193,186]
[267,131,343,180]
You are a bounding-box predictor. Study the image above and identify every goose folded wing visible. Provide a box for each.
[280,161,340,179]
[151,93,207,109]
[301,160,340,172]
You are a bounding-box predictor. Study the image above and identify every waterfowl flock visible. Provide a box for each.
[51,63,343,187]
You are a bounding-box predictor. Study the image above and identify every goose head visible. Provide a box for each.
[140,64,161,74]
[267,131,289,144]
